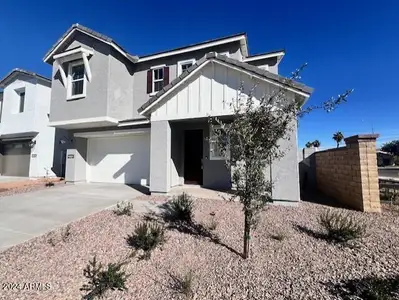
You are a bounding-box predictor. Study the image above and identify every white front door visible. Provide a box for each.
[87,133,150,184]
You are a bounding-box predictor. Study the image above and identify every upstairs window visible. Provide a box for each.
[67,60,86,100]
[177,59,195,76]
[147,65,169,95]
[19,91,25,113]
[153,67,164,92]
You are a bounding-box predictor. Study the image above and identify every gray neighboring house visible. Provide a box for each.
[44,23,312,203]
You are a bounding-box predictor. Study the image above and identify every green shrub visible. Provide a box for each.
[330,274,399,300]
[126,222,165,259]
[113,201,134,216]
[80,256,130,299]
[166,192,194,223]
[318,209,366,243]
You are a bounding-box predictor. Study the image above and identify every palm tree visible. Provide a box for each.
[305,142,313,148]
[333,131,344,148]
[312,140,321,148]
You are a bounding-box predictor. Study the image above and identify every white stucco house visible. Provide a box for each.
[0,69,65,177]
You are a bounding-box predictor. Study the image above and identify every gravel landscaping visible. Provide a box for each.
[0,178,64,197]
[0,197,398,299]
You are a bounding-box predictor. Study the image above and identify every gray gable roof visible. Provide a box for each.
[138,52,313,114]
[43,23,138,63]
[0,69,51,88]
[138,32,247,59]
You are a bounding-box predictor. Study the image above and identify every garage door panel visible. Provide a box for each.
[87,134,150,184]
[2,142,31,177]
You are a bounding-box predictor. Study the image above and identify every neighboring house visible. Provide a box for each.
[0,69,65,177]
[377,150,394,167]
[44,24,312,203]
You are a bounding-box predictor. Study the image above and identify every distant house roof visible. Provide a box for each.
[43,23,139,64]
[0,69,51,88]
[139,52,313,114]
[377,150,393,156]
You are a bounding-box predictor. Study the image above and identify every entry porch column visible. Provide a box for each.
[150,120,171,194]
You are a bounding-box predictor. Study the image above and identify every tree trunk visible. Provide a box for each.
[243,210,251,259]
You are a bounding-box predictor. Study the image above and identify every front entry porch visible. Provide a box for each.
[149,119,231,194]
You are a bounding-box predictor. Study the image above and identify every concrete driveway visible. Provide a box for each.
[0,183,144,251]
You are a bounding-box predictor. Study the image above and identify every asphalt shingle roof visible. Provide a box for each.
[138,52,313,113]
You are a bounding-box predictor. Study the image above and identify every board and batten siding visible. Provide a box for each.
[150,62,278,121]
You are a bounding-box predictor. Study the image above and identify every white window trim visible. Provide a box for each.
[67,60,87,100]
[150,65,165,96]
[209,125,230,160]
[177,58,196,76]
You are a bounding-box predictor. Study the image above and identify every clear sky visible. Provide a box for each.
[0,0,397,148]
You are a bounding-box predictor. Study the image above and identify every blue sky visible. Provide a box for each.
[0,0,397,148]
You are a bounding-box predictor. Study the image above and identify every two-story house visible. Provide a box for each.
[44,24,312,203]
[0,69,65,177]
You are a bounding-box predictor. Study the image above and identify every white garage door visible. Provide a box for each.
[87,133,150,184]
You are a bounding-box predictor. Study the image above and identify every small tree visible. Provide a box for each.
[210,64,352,259]
[312,140,321,148]
[381,140,399,155]
[305,141,313,148]
[333,131,344,148]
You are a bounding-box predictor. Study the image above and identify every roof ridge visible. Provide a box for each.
[0,69,51,88]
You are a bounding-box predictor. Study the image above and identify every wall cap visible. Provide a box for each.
[344,134,379,144]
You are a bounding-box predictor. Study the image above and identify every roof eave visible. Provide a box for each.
[43,24,138,65]
[0,69,51,88]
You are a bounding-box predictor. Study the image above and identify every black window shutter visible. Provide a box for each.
[147,70,152,94]
[163,66,169,86]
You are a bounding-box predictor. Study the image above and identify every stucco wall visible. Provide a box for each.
[0,75,37,135]
[107,49,134,120]
[49,33,110,122]
[65,137,88,183]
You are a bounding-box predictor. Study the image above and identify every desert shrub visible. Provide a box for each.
[165,192,194,223]
[114,201,134,216]
[80,256,130,299]
[270,231,287,241]
[45,181,55,187]
[318,209,366,243]
[61,225,72,242]
[126,222,165,259]
[47,225,71,246]
[169,270,195,299]
[330,274,399,300]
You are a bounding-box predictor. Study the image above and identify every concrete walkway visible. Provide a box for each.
[0,183,146,252]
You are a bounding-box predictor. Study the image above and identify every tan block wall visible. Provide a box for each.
[315,134,381,212]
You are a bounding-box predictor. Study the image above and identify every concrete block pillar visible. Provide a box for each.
[344,134,380,212]
[150,120,171,193]
[65,137,88,183]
